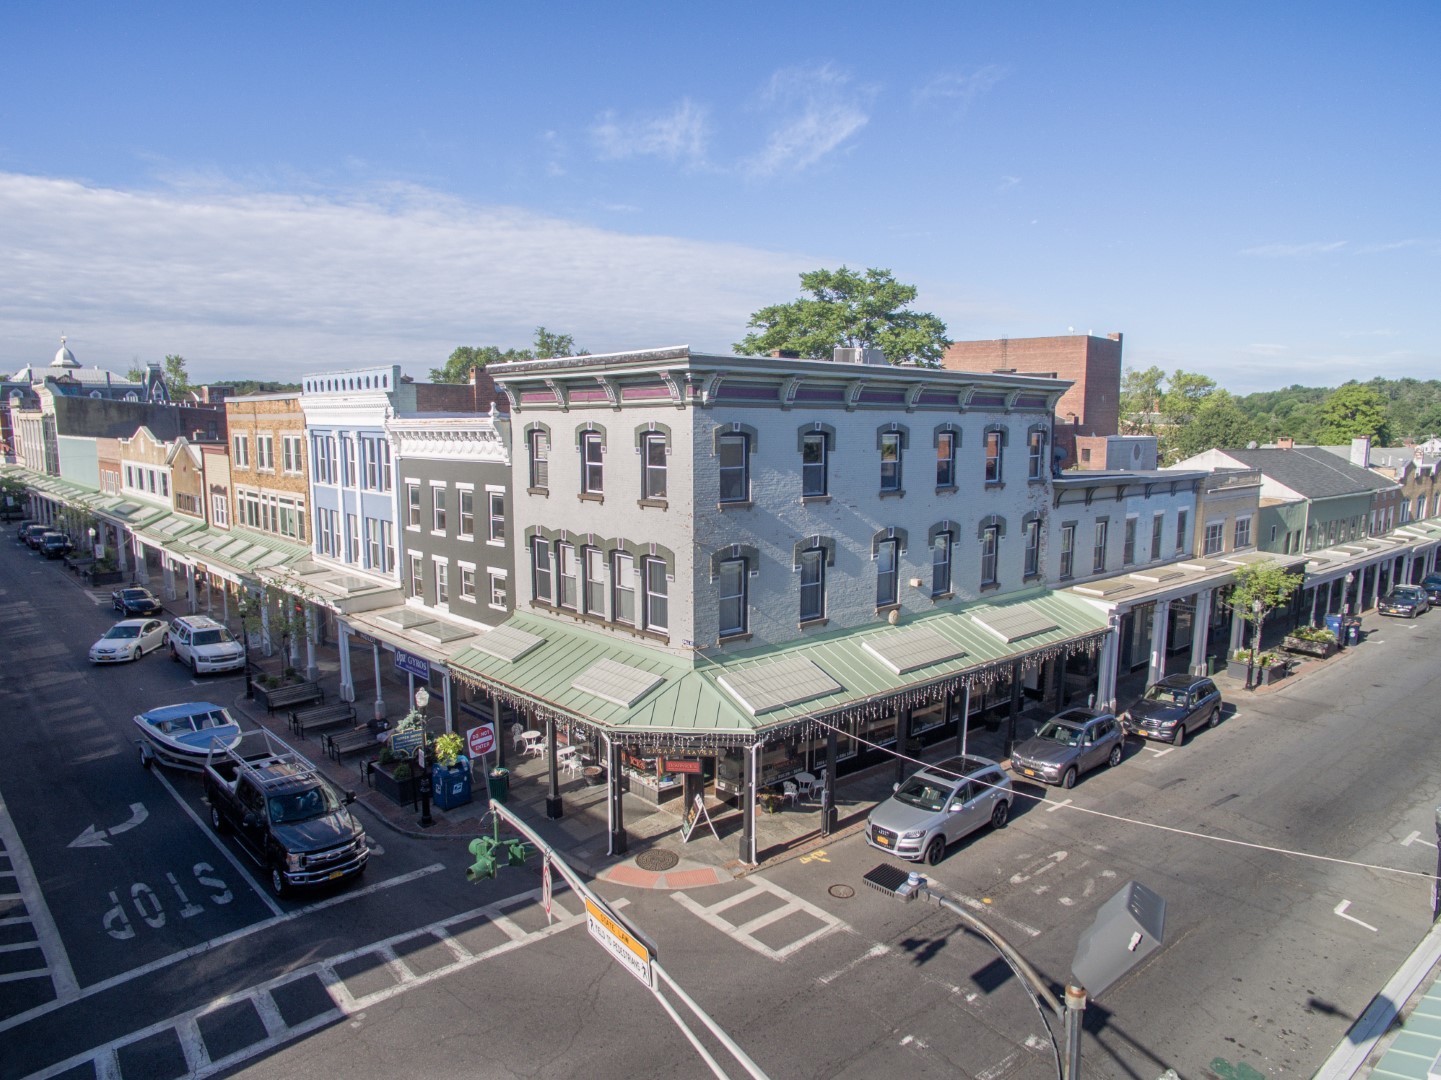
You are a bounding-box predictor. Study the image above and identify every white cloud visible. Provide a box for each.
[0,172,808,383]
[743,64,873,178]
[913,66,1006,115]
[590,99,709,165]
[1239,240,1347,258]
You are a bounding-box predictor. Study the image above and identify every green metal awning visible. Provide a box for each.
[448,588,1108,744]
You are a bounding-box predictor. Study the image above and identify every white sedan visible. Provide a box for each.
[90,619,168,663]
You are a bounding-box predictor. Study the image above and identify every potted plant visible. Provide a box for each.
[1282,625,1337,659]
[757,790,783,814]
[430,731,473,810]
[368,751,421,805]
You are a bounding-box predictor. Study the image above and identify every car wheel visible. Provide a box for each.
[1209,707,1220,729]
[1173,724,1187,747]
[130,647,140,662]
[138,745,152,770]
[924,837,946,865]
[191,658,200,677]
[169,645,179,662]
[210,804,228,834]
[270,867,290,898]
[991,801,1010,829]
[1061,767,1078,790]
[1108,745,1123,768]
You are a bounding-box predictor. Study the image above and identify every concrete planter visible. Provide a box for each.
[1283,636,1336,660]
[1226,659,1288,685]
[367,760,420,805]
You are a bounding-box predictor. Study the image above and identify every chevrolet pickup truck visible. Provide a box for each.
[204,732,368,898]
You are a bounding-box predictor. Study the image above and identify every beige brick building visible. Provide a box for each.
[225,393,309,544]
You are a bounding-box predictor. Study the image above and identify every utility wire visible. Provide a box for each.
[810,717,1440,883]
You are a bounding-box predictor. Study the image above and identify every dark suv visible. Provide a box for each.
[40,532,73,559]
[1123,674,1223,746]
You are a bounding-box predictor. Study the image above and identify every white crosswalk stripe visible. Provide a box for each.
[25,885,618,1080]
[672,876,847,961]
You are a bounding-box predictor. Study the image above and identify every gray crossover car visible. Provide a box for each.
[1379,584,1429,618]
[1124,673,1223,746]
[865,755,1013,865]
[1009,708,1125,788]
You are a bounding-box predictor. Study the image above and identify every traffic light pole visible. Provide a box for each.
[484,800,770,1080]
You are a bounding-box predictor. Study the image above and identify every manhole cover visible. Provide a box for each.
[828,884,855,899]
[635,849,681,872]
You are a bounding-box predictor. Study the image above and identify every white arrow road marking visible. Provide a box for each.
[1401,830,1438,849]
[1334,900,1378,932]
[68,803,148,848]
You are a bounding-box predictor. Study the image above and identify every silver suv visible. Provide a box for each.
[167,615,245,675]
[865,755,1013,865]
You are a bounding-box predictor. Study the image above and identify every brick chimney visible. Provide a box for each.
[1276,437,1294,450]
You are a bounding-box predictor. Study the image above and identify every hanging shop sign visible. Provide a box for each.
[661,758,703,775]
[394,649,430,680]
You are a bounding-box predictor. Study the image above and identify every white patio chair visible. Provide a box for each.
[782,781,799,806]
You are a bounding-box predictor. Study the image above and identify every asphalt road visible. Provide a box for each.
[4,531,1440,1080]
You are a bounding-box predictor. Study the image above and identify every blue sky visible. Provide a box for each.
[2,2,1436,392]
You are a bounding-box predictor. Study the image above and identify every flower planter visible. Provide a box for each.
[1226,659,1288,685]
[1282,636,1336,660]
[368,760,420,805]
[581,765,606,787]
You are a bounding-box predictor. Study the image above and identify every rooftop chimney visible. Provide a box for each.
[831,347,888,365]
[1350,436,1371,468]
[1276,437,1294,450]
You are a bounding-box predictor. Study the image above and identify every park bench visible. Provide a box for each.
[289,702,357,739]
[253,680,323,715]
[326,719,389,763]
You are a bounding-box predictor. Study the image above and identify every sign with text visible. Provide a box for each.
[662,758,702,775]
[394,649,430,680]
[466,723,496,759]
[585,896,654,989]
[389,729,425,756]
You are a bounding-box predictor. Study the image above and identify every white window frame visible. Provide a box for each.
[431,481,447,536]
[433,556,449,608]
[409,552,424,600]
[488,568,509,611]
[405,480,421,529]
[458,560,477,602]
[457,484,475,540]
[486,486,505,545]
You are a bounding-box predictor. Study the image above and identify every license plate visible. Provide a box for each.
[875,834,890,846]
[328,870,344,880]
[1022,768,1037,778]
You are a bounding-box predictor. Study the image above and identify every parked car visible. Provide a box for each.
[89,618,168,663]
[21,524,49,548]
[1123,673,1223,746]
[866,755,1013,865]
[204,733,368,897]
[40,532,73,558]
[112,586,164,616]
[168,614,246,674]
[1009,708,1125,788]
[14,520,37,540]
[1421,575,1441,604]
[1379,584,1430,618]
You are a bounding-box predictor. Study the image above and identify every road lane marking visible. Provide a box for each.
[673,877,847,961]
[25,886,615,1080]
[1334,900,1379,932]
[0,863,444,1035]
[817,943,890,985]
[1045,798,1072,813]
[1401,830,1437,849]
[0,787,78,1000]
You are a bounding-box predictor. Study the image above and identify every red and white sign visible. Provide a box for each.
[466,723,496,758]
[542,859,553,918]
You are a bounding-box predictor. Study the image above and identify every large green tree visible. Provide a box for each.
[1170,390,1259,461]
[735,266,950,366]
[163,354,191,396]
[1318,383,1389,444]
[430,327,584,383]
[1118,366,1165,435]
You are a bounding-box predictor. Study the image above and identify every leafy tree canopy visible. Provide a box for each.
[734,266,950,367]
[1318,383,1389,445]
[163,354,190,397]
[430,327,585,383]
[1228,562,1302,632]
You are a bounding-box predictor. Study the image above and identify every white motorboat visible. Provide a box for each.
[134,702,243,771]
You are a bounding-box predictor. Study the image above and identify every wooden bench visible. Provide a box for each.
[254,680,324,715]
[289,702,357,739]
[326,719,389,763]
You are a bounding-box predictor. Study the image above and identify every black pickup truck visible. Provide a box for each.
[204,734,369,897]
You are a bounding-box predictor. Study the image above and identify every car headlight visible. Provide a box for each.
[285,853,305,871]
[901,830,926,840]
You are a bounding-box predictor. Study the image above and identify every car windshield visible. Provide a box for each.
[1036,722,1083,746]
[1395,587,1424,600]
[104,625,141,639]
[1144,685,1188,706]
[122,590,148,601]
[192,629,234,646]
[893,777,952,813]
[268,786,339,824]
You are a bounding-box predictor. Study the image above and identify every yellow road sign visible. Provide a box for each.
[585,896,654,989]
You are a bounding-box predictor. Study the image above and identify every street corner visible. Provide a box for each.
[596,853,733,891]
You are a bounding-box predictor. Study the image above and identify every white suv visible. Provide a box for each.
[168,615,245,675]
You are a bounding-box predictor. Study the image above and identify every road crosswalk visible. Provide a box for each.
[671,876,847,961]
[26,885,616,1080]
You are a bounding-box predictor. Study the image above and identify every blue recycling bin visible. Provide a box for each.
[431,759,473,810]
[1324,613,1343,642]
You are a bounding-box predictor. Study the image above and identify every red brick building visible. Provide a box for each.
[942,332,1123,469]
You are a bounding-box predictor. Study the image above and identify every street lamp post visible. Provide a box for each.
[1246,598,1264,690]
[415,687,434,828]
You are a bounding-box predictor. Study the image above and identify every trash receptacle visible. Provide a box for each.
[1343,618,1361,646]
[487,767,510,805]
[1324,613,1344,644]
